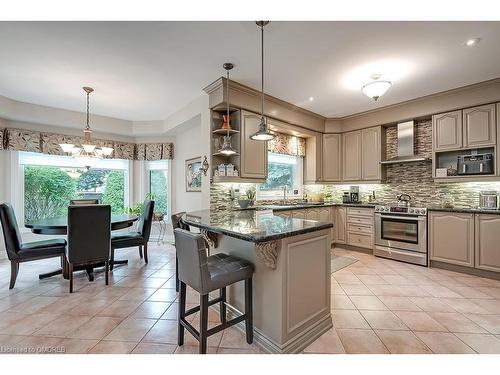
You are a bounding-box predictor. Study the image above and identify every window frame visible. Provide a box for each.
[256,152,303,201]
[18,151,131,227]
[146,160,171,222]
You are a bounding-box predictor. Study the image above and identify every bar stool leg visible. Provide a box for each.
[245,277,253,344]
[199,294,209,354]
[139,245,143,259]
[178,282,186,346]
[175,255,179,292]
[143,243,149,264]
[220,287,227,324]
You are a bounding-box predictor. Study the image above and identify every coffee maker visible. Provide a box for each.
[349,186,360,203]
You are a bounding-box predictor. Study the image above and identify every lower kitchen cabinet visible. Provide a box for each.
[334,207,347,244]
[346,207,373,250]
[475,214,500,272]
[429,212,474,267]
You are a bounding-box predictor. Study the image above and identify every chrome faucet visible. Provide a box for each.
[282,185,288,205]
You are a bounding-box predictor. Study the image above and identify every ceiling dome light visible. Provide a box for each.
[362,74,392,101]
[465,38,480,47]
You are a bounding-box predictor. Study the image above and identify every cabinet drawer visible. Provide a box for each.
[347,215,373,226]
[347,223,372,234]
[347,207,373,217]
[347,232,373,249]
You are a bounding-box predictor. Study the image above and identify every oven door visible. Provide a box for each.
[375,213,427,253]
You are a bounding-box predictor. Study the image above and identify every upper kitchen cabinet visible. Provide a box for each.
[432,110,463,151]
[304,133,323,183]
[322,133,342,182]
[240,110,268,179]
[342,130,362,181]
[342,126,383,182]
[463,104,496,148]
[361,126,383,181]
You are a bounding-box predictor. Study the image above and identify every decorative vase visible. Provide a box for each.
[222,115,232,130]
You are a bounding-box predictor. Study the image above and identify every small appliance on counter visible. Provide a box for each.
[397,193,411,207]
[349,186,359,203]
[457,153,494,175]
[479,191,499,210]
[342,192,350,203]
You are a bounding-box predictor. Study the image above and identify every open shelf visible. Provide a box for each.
[212,152,240,157]
[212,128,240,135]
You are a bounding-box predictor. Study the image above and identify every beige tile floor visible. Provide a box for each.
[1,243,500,354]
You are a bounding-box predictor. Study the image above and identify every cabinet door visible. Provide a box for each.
[475,214,500,272]
[240,110,268,179]
[432,110,463,151]
[322,134,341,182]
[361,127,382,181]
[429,212,474,267]
[304,134,322,183]
[463,104,496,148]
[335,207,347,244]
[292,210,306,219]
[342,131,362,181]
[306,208,319,221]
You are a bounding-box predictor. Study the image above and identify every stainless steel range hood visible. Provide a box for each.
[380,120,430,165]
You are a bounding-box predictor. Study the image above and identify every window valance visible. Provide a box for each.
[0,128,174,161]
[267,132,306,157]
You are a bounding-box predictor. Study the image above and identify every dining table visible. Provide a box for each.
[25,214,138,281]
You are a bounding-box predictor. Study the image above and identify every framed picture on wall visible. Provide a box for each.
[185,157,202,192]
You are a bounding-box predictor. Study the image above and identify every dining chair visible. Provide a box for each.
[110,200,154,270]
[66,204,111,293]
[171,212,189,292]
[0,203,66,289]
[70,199,99,205]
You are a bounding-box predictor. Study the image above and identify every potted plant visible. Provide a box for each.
[245,187,256,206]
[238,194,251,209]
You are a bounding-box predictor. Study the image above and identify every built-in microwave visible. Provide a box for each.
[457,153,494,175]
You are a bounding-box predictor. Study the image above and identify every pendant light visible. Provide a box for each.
[218,63,238,156]
[362,74,392,101]
[250,21,275,141]
[59,87,113,169]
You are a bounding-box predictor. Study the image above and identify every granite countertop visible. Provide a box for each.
[237,202,377,212]
[181,209,333,243]
[427,207,500,215]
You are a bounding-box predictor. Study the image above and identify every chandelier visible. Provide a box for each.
[59,87,113,169]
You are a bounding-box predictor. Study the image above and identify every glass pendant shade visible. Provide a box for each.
[82,144,96,153]
[362,80,392,101]
[250,116,275,141]
[219,135,238,155]
[74,155,101,169]
[60,143,75,153]
[100,147,114,156]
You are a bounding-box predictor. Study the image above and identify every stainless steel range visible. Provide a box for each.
[374,205,428,266]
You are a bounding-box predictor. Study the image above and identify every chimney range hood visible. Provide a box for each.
[380,120,430,165]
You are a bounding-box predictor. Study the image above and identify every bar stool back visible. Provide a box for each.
[174,228,254,354]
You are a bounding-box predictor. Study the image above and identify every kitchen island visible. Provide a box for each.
[182,209,333,354]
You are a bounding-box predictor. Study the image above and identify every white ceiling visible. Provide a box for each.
[1,21,500,121]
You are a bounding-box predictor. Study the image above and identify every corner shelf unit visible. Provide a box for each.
[432,146,497,181]
[211,107,241,179]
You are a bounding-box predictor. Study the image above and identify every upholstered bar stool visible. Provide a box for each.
[174,228,254,354]
[171,212,189,292]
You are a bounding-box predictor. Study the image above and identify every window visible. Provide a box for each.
[20,152,129,222]
[257,152,303,199]
[147,160,169,217]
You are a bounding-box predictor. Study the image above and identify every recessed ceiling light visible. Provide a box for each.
[465,38,480,47]
[309,97,314,102]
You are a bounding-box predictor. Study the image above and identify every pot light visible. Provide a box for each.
[465,38,480,47]
[361,74,392,101]
[309,97,314,102]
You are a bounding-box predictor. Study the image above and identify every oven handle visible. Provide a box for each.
[375,214,426,221]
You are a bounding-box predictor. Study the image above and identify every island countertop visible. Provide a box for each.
[181,209,333,243]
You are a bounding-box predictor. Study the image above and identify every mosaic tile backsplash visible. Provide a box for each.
[211,119,500,210]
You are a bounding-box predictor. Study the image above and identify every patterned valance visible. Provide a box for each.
[0,127,173,161]
[268,132,306,157]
